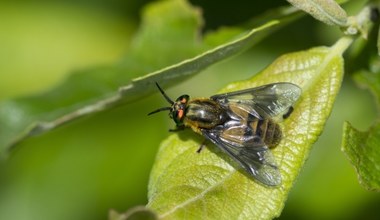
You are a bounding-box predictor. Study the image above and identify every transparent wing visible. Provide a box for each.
[211,82,301,119]
[202,122,281,186]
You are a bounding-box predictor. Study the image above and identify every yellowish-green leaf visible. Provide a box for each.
[287,0,347,26]
[147,37,353,219]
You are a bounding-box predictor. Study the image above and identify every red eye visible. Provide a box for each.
[180,98,187,103]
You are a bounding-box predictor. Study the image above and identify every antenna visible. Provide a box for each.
[147,107,172,116]
[148,82,174,116]
[155,82,174,105]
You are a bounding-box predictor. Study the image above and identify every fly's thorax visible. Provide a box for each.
[184,98,228,129]
[249,118,282,148]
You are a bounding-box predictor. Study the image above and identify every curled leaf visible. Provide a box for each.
[147,37,352,219]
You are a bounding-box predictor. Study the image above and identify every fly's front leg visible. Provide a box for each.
[169,125,185,132]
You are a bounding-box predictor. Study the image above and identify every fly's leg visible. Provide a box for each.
[196,140,208,153]
[282,106,294,119]
[169,125,185,132]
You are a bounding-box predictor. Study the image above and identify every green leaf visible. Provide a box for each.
[341,70,380,191]
[287,0,348,26]
[127,21,279,88]
[0,0,284,157]
[147,37,352,219]
[342,121,380,191]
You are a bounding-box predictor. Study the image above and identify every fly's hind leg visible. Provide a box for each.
[282,106,294,119]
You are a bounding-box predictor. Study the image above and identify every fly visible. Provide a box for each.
[148,82,301,186]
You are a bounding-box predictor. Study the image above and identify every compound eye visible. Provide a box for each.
[176,95,189,104]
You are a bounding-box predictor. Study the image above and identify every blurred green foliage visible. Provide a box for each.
[0,0,379,220]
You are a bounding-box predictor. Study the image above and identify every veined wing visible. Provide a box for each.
[211,82,301,119]
[202,121,281,186]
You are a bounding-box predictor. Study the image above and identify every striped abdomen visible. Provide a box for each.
[248,118,282,148]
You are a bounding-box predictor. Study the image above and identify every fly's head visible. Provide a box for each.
[148,82,189,127]
[170,94,189,126]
